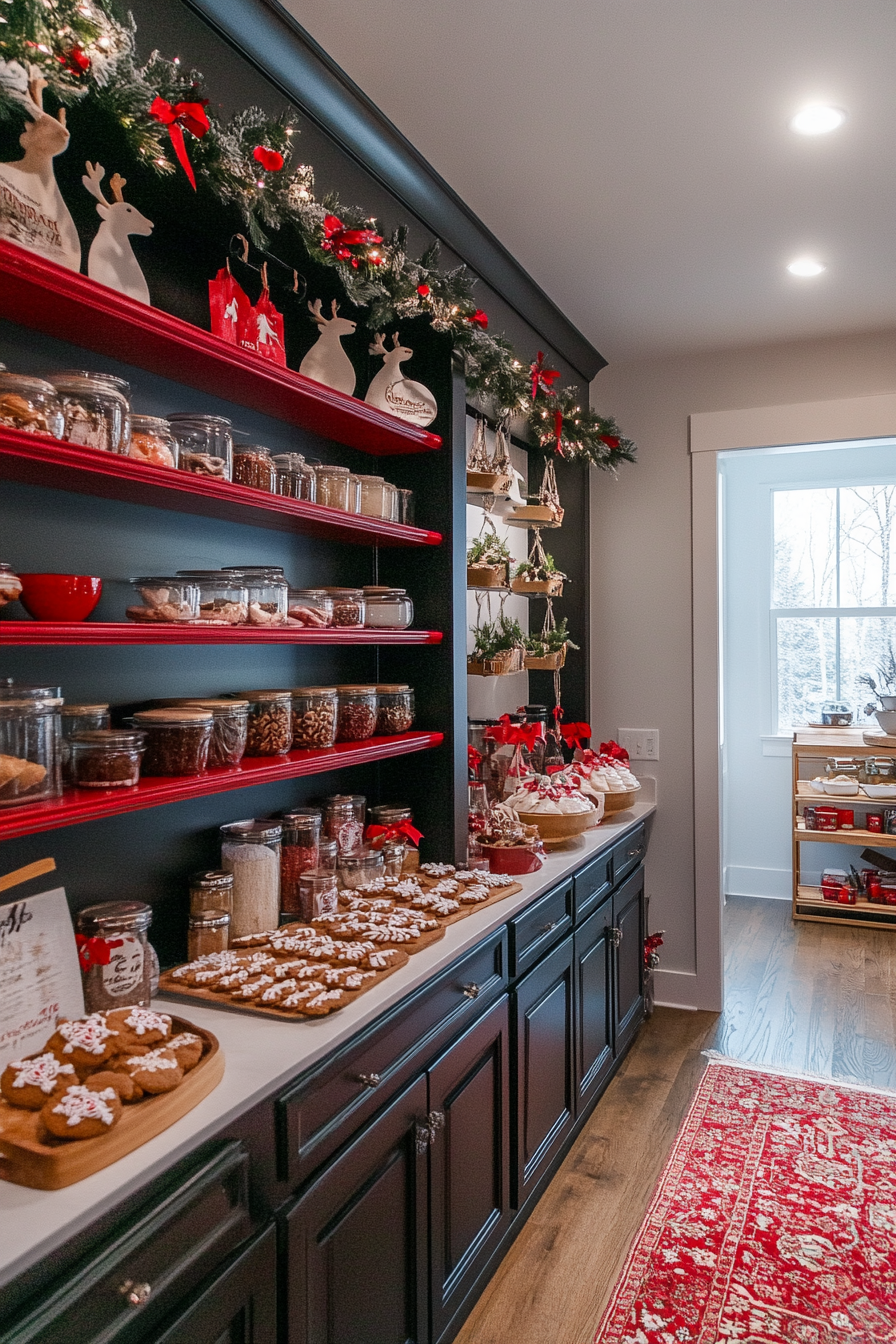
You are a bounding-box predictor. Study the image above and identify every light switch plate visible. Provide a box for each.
[617,729,659,761]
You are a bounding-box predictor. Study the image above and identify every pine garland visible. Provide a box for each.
[0,0,635,470]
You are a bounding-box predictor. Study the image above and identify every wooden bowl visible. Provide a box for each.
[515,808,600,840]
[601,785,641,813]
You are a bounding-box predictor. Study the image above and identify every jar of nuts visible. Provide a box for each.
[236,690,294,756]
[176,571,249,625]
[290,686,338,749]
[272,453,316,501]
[375,685,415,735]
[233,444,277,492]
[286,589,334,628]
[168,412,233,481]
[127,576,200,624]
[221,567,288,627]
[129,708,213,776]
[178,699,249,767]
[335,686,377,742]
[49,371,130,452]
[0,372,64,437]
[323,588,366,627]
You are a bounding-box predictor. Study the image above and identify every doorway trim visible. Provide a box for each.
[689,391,896,1013]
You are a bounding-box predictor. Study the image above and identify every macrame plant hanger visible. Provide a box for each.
[539,457,564,524]
[467,415,491,471]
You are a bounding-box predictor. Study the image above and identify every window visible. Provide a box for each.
[773,486,896,731]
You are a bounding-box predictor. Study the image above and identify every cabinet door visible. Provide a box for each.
[284,1075,429,1344]
[513,935,575,1209]
[428,996,512,1343]
[574,896,614,1115]
[613,866,645,1057]
[154,1224,277,1344]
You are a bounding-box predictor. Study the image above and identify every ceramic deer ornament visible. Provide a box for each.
[365,333,437,427]
[0,69,81,270]
[82,163,154,305]
[299,299,357,395]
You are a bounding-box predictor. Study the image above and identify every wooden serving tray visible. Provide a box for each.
[405,880,523,928]
[0,1017,223,1190]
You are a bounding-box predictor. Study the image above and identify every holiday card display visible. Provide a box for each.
[365,332,437,428]
[299,299,357,395]
[0,882,84,1073]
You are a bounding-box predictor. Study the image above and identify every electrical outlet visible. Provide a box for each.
[617,729,659,761]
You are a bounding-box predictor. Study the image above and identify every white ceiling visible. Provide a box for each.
[282,0,896,363]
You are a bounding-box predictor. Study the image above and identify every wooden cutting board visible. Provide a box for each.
[0,1017,222,1190]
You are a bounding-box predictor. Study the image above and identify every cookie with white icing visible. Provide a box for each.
[113,1048,183,1095]
[105,1006,172,1049]
[167,1033,203,1071]
[1,1053,77,1109]
[42,1082,123,1139]
[301,988,347,1016]
[48,1015,120,1075]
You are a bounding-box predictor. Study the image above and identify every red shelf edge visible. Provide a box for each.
[0,241,441,456]
[0,621,443,647]
[0,732,445,840]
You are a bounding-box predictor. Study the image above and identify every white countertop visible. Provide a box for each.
[0,801,653,1289]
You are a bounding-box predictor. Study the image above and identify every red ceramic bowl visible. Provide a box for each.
[479,843,544,875]
[18,573,102,622]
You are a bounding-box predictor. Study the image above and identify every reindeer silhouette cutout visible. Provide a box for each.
[299,299,357,395]
[82,163,154,305]
[0,74,80,270]
[365,333,437,427]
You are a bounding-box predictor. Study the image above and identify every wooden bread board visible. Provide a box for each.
[0,1017,223,1190]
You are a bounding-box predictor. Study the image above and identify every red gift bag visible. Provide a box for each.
[249,285,286,365]
[208,264,252,346]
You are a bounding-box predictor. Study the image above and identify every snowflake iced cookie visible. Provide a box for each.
[105,1006,172,1048]
[420,863,456,878]
[167,1032,203,1071]
[112,1048,183,1095]
[48,1015,120,1074]
[42,1082,123,1139]
[1,1053,76,1109]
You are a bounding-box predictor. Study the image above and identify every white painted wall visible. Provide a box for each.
[590,327,896,1008]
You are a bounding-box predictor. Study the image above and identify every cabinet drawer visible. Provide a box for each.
[279,928,507,1187]
[508,880,572,978]
[611,824,646,886]
[573,852,612,923]
[5,1142,251,1344]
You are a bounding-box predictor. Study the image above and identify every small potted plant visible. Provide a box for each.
[860,647,896,730]
[466,416,512,494]
[467,531,512,590]
[468,613,525,676]
[523,614,578,671]
[511,533,567,597]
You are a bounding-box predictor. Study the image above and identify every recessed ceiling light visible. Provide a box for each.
[787,257,826,277]
[790,103,847,136]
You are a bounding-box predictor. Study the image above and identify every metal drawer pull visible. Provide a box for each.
[415,1110,445,1153]
[627,846,642,859]
[357,1072,381,1089]
[118,1280,152,1308]
[461,982,480,999]
[610,926,623,948]
[540,920,558,933]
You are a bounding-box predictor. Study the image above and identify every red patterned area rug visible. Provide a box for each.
[592,1058,896,1344]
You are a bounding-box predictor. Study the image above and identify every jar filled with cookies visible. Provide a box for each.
[0,372,64,437]
[221,566,288,627]
[0,694,62,806]
[49,371,130,453]
[75,900,155,1011]
[176,571,248,625]
[168,412,233,480]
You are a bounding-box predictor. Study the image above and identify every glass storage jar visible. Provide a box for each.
[318,838,338,872]
[0,562,22,607]
[168,412,233,481]
[297,869,338,922]
[861,757,896,783]
[0,372,63,437]
[68,729,145,788]
[382,482,398,522]
[60,703,110,783]
[0,695,61,806]
[233,444,276,492]
[323,795,364,854]
[127,576,199,624]
[382,839,405,879]
[397,488,414,526]
[272,452,316,501]
[75,901,154,1011]
[49,371,130,453]
[356,474,388,518]
[335,686,377,742]
[189,869,235,916]
[290,686,338,749]
[221,567,288,627]
[220,820,282,937]
[324,588,365,627]
[176,571,248,625]
[286,588,333,628]
[130,708,213,776]
[338,848,385,890]
[236,690,293,756]
[363,588,414,629]
[375,685,415,734]
[346,474,362,513]
[187,908,231,960]
[179,698,248,767]
[281,812,322,914]
[315,463,351,510]
[126,414,177,469]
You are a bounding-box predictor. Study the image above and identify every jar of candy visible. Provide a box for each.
[220,820,282,937]
[0,695,62,806]
[236,690,293,756]
[272,453,316,501]
[75,901,154,1011]
[221,567,288,627]
[187,909,231,960]
[49,371,130,453]
[323,796,364,854]
[335,686,377,741]
[189,869,235,917]
[69,729,146,788]
[126,414,177,468]
[176,571,248,625]
[315,463,351,510]
[178,699,248,767]
[233,445,276,492]
[168,412,233,481]
[0,372,64,437]
[286,589,334,628]
[60,703,110,783]
[375,686,415,734]
[127,576,199,624]
[129,708,213,775]
[281,812,322,914]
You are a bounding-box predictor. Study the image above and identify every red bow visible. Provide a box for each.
[561,722,592,749]
[485,714,543,749]
[149,97,210,190]
[599,434,621,451]
[253,145,284,172]
[75,933,123,972]
[467,309,488,329]
[599,739,630,763]
[322,214,383,265]
[60,45,90,75]
[530,351,560,402]
[365,819,424,849]
[468,745,483,777]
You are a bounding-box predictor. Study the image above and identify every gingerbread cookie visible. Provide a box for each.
[85,1070,138,1102]
[365,948,403,971]
[342,969,378,991]
[301,988,347,1016]
[330,941,376,964]
[115,1048,183,1095]
[420,863,456,879]
[230,975,275,1002]
[167,1033,203,1071]
[43,1083,122,1139]
[277,983,329,1012]
[105,1006,172,1049]
[49,1014,120,1075]
[458,885,489,903]
[1,1053,77,1109]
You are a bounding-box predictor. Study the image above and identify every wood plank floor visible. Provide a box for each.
[454,895,896,1344]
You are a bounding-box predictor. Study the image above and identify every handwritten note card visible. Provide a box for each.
[0,888,85,1071]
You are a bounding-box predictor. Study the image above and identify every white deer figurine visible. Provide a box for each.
[82,162,154,305]
[299,299,357,395]
[365,332,437,427]
[0,71,81,270]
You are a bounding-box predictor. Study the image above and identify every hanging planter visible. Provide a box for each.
[466,415,511,494]
[468,612,525,676]
[506,459,564,528]
[511,530,567,596]
[523,607,577,671]
[524,645,567,671]
[468,647,526,677]
[467,527,511,590]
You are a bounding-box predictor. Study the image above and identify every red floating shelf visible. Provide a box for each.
[0,731,444,840]
[0,621,443,647]
[0,241,441,457]
[0,428,442,546]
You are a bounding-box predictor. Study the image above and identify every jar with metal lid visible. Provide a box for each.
[127,576,199,624]
[315,463,351,510]
[382,838,405,879]
[290,686,337,748]
[176,571,248,625]
[382,482,398,521]
[129,708,213,776]
[346,474,362,514]
[178,699,248,767]
[323,588,365,627]
[335,686,377,742]
[297,869,338,922]
[0,681,61,699]
[235,690,293,756]
[75,901,154,1011]
[126,414,177,469]
[60,703,110,783]
[375,685,415,734]
[272,452,316,501]
[363,588,414,629]
[323,795,364,854]
[318,837,338,872]
[326,792,366,831]
[369,803,418,871]
[338,847,385,890]
[69,729,146,788]
[220,820,282,937]
[0,696,62,806]
[233,444,277,492]
[49,370,130,453]
[860,756,896,783]
[356,473,388,518]
[168,412,233,481]
[281,812,322,913]
[189,869,235,916]
[0,562,22,607]
[0,372,64,437]
[187,909,231,960]
[286,588,333,628]
[221,567,288,627]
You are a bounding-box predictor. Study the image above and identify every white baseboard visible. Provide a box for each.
[651,967,719,1012]
[724,864,790,900]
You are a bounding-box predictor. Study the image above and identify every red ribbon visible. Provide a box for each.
[365,819,424,849]
[485,714,543,749]
[322,214,383,263]
[560,722,592,749]
[599,739,630,764]
[75,934,123,972]
[599,434,621,451]
[467,309,488,329]
[149,97,210,190]
[554,408,564,456]
[468,744,483,777]
[530,351,560,402]
[253,145,284,172]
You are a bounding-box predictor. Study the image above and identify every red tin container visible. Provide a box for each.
[866,812,883,833]
[815,807,839,832]
[836,809,855,830]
